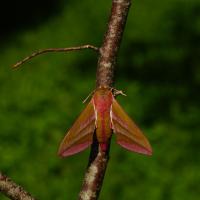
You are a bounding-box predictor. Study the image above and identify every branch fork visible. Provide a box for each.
[1,0,132,199]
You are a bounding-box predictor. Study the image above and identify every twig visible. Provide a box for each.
[12,45,99,69]
[79,0,131,199]
[0,172,36,200]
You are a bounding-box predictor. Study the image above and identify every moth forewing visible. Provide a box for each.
[58,101,96,157]
[111,98,152,155]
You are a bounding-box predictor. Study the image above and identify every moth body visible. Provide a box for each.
[93,87,113,151]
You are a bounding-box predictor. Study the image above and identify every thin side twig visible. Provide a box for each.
[13,44,99,69]
[0,172,36,200]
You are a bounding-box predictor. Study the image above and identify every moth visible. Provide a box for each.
[58,86,152,157]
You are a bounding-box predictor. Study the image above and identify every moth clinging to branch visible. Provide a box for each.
[58,86,152,157]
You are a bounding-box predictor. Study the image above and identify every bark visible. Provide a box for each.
[96,0,131,87]
[0,172,36,200]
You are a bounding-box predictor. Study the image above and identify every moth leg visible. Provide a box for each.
[112,88,127,97]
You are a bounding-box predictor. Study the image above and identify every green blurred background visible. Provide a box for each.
[0,0,199,199]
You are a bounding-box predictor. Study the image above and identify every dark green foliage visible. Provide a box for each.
[0,0,199,199]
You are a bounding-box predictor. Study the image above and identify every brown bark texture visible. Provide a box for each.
[96,0,131,87]
[0,172,36,200]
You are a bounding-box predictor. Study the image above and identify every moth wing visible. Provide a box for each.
[111,98,152,155]
[58,101,95,157]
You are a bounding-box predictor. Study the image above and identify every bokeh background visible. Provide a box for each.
[0,0,199,199]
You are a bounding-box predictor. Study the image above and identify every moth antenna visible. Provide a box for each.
[82,90,95,104]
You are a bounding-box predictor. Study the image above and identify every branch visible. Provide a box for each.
[96,0,131,87]
[79,151,108,200]
[79,134,110,200]
[0,172,36,200]
[79,0,131,199]
[12,44,98,69]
